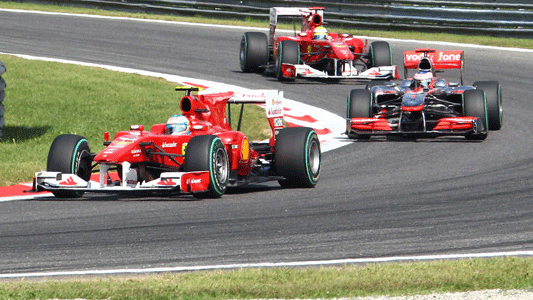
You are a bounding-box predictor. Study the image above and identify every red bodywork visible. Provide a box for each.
[35,88,288,195]
[94,91,266,175]
[96,89,283,178]
[269,7,398,80]
[273,12,364,64]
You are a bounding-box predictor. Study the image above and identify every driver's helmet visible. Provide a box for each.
[413,70,434,89]
[313,26,328,40]
[166,114,190,134]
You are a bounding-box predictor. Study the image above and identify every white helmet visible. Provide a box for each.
[413,70,434,89]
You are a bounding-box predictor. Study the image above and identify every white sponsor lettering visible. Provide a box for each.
[405,52,461,62]
[162,142,177,148]
[437,52,461,61]
[187,178,202,184]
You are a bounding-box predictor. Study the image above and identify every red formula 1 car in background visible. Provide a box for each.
[346,48,502,140]
[34,87,321,199]
[240,7,398,81]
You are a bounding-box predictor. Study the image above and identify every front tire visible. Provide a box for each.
[474,81,502,131]
[368,41,392,68]
[463,89,488,141]
[240,32,269,73]
[184,135,229,198]
[275,127,321,188]
[47,134,92,198]
[275,40,300,80]
[347,89,373,139]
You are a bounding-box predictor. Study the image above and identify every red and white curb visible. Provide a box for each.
[0,54,347,201]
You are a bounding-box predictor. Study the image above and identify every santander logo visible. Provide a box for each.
[162,142,177,148]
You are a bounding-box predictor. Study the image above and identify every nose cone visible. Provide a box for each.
[330,42,355,60]
[402,93,425,107]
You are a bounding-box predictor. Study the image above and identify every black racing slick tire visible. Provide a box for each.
[275,40,300,81]
[474,81,502,131]
[47,134,92,198]
[184,135,229,198]
[275,127,321,188]
[346,89,373,139]
[463,89,488,141]
[368,41,392,68]
[240,32,269,73]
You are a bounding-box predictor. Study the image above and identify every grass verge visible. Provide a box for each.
[0,258,533,299]
[0,54,269,186]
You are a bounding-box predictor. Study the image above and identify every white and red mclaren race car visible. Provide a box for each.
[34,87,321,199]
[346,48,502,140]
[240,6,399,81]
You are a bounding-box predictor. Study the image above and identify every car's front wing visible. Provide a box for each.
[34,168,211,194]
[347,116,481,136]
[280,63,399,80]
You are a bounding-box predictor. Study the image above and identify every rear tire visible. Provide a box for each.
[184,135,229,198]
[275,127,321,188]
[47,134,92,198]
[368,41,392,67]
[240,32,269,73]
[463,89,488,141]
[347,89,373,139]
[276,40,300,80]
[474,81,502,130]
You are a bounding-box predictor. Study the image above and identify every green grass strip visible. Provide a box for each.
[0,258,532,299]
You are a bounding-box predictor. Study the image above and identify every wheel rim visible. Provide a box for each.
[307,138,320,178]
[240,38,246,69]
[214,147,228,185]
[76,149,92,181]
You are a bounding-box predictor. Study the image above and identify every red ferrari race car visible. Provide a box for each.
[34,87,321,199]
[346,48,502,140]
[240,7,398,81]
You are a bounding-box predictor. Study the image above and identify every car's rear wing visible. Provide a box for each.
[269,7,324,46]
[403,48,464,83]
[229,89,284,117]
[230,89,285,145]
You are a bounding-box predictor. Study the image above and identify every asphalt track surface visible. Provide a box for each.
[1,9,533,275]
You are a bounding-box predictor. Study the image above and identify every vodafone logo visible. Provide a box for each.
[405,53,427,61]
[437,52,461,62]
[405,51,461,62]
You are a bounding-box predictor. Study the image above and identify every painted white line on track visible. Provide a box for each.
[1,8,532,53]
[1,250,533,278]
